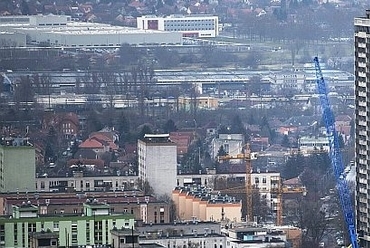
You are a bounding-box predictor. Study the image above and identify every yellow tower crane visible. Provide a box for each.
[272,183,306,226]
[217,144,306,225]
[218,143,254,222]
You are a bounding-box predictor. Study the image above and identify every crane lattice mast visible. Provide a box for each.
[314,57,358,248]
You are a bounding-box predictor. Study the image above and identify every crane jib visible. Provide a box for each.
[313,57,359,248]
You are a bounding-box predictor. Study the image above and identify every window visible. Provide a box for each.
[53,222,59,229]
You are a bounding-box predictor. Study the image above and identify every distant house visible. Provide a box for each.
[170,131,195,156]
[251,136,269,151]
[211,133,244,160]
[246,124,261,135]
[82,128,119,153]
[281,115,320,134]
[203,121,218,137]
[277,126,298,135]
[42,112,79,139]
[59,113,79,138]
[79,136,114,153]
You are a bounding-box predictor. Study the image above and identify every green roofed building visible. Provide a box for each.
[0,200,134,248]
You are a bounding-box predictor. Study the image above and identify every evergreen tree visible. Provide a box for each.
[217,145,228,156]
[281,135,290,148]
[139,125,152,140]
[164,119,177,133]
[282,153,305,179]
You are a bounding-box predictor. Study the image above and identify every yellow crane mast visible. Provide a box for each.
[218,144,306,225]
[272,184,306,226]
[218,143,253,222]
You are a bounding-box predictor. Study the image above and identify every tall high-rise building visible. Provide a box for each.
[138,134,177,196]
[355,10,370,247]
[0,138,35,193]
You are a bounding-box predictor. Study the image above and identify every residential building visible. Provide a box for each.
[35,173,138,192]
[298,136,329,153]
[137,15,219,38]
[0,201,134,248]
[169,131,195,156]
[0,191,170,224]
[225,225,287,248]
[172,186,242,222]
[355,10,370,247]
[0,137,36,193]
[43,112,79,139]
[211,133,244,160]
[176,171,281,206]
[138,222,224,248]
[138,134,177,196]
[178,96,219,111]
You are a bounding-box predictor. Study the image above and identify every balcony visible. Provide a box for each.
[359,71,367,78]
[358,120,367,127]
[358,52,367,58]
[358,81,366,87]
[358,42,367,48]
[358,101,366,108]
[358,91,367,97]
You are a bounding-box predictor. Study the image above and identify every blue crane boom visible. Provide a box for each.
[313,57,359,248]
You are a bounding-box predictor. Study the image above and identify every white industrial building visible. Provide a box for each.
[0,15,182,47]
[0,32,26,47]
[138,134,177,196]
[137,15,219,38]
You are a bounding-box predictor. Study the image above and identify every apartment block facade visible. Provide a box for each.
[355,9,370,247]
[0,202,134,248]
[0,191,170,224]
[138,134,177,196]
[172,186,242,222]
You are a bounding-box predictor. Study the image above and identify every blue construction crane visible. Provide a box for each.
[313,57,359,248]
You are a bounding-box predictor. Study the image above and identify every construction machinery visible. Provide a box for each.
[313,57,359,248]
[217,144,306,225]
[218,143,254,222]
[272,183,306,226]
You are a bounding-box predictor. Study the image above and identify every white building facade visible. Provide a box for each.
[137,15,219,38]
[211,134,244,160]
[138,134,177,196]
[298,136,329,153]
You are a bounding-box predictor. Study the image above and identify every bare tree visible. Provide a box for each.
[136,178,154,195]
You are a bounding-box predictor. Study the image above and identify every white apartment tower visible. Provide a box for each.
[138,134,177,196]
[355,10,370,247]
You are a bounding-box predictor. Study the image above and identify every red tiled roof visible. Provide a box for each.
[80,133,118,151]
[79,138,104,149]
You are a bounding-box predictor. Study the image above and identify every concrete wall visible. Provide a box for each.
[1,145,36,193]
[138,140,177,197]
